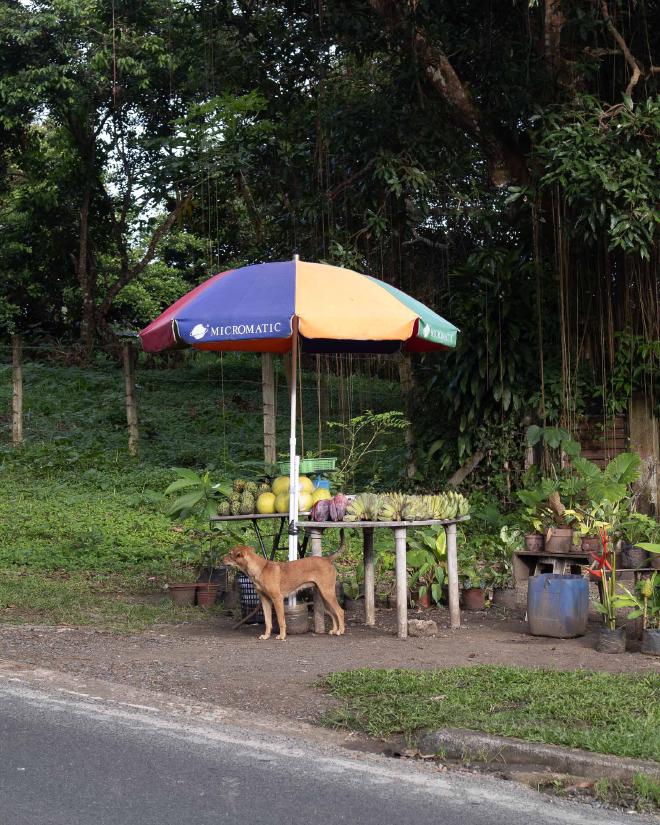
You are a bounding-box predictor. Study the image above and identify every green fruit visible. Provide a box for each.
[274,492,290,513]
[216,500,230,516]
[256,492,276,514]
[245,481,258,495]
[272,476,290,496]
[232,479,246,493]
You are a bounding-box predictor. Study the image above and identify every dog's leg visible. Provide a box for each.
[273,596,287,641]
[318,582,345,635]
[258,595,273,640]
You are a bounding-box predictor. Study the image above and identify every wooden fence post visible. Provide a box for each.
[122,341,139,457]
[262,353,277,468]
[12,334,23,445]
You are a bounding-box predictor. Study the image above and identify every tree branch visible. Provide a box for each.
[599,0,643,97]
[98,188,194,320]
[369,0,527,186]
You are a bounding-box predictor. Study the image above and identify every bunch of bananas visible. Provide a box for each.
[345,493,383,522]
[347,491,470,522]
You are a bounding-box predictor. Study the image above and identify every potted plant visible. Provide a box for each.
[565,501,619,556]
[455,543,486,610]
[619,514,658,569]
[407,525,448,608]
[488,526,522,608]
[615,570,660,656]
[342,574,362,611]
[592,529,626,653]
[168,538,199,606]
[164,468,233,606]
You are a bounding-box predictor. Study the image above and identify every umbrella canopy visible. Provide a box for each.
[140,259,458,355]
[139,258,458,571]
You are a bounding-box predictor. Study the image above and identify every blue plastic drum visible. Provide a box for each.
[527,574,589,638]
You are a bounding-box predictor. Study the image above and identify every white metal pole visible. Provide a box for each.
[288,314,300,565]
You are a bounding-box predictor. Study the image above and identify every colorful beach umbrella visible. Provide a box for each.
[140,257,459,563]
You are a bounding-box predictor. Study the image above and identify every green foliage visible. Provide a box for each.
[538,96,660,259]
[594,774,660,813]
[0,571,203,632]
[407,527,447,604]
[322,666,660,761]
[329,411,408,491]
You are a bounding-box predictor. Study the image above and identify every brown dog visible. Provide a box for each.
[223,545,345,641]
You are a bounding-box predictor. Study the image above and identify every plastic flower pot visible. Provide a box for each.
[413,589,432,609]
[641,629,660,656]
[596,625,626,654]
[196,583,220,608]
[620,544,648,569]
[168,584,197,606]
[461,587,485,611]
[492,587,517,609]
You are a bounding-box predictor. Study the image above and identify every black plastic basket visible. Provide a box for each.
[237,572,264,623]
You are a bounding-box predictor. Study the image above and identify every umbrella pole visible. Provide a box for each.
[287,316,300,605]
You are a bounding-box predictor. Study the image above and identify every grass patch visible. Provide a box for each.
[322,666,660,761]
[0,570,212,632]
[594,773,660,813]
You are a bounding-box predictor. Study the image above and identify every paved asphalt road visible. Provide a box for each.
[0,680,638,825]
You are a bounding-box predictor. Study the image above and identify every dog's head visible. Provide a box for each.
[222,545,254,572]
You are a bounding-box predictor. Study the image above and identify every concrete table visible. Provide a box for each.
[301,517,470,639]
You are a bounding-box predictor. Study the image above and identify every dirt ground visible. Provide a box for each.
[1,602,657,724]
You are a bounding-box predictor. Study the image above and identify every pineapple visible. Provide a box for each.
[240,490,255,515]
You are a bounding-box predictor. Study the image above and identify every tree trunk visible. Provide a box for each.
[369,0,528,186]
[123,342,139,456]
[11,334,23,446]
[77,187,96,357]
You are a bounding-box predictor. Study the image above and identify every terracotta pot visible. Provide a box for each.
[415,589,432,609]
[196,583,220,608]
[545,526,574,554]
[524,533,545,552]
[462,587,485,611]
[168,584,197,606]
[580,536,601,556]
[596,625,626,654]
[284,602,309,635]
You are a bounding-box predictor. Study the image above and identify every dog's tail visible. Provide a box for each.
[325,528,347,561]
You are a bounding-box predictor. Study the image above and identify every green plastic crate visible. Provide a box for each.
[277,457,337,475]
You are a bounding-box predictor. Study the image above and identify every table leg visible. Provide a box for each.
[363,527,375,627]
[310,528,325,634]
[394,527,408,640]
[446,522,461,629]
[252,519,268,559]
[270,518,285,560]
